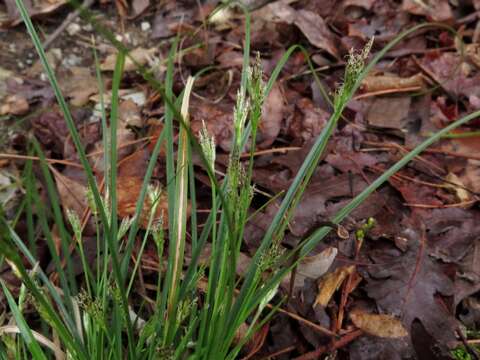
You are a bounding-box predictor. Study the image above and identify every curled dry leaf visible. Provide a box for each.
[361,73,424,94]
[314,265,355,307]
[286,247,338,289]
[119,99,143,127]
[350,309,408,338]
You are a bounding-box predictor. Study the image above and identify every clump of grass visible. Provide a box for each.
[0,2,479,359]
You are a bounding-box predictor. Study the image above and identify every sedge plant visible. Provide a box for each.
[0,0,479,358]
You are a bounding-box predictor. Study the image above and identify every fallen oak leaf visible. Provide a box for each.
[350,308,408,338]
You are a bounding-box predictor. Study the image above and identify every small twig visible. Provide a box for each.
[362,140,480,162]
[260,345,296,360]
[271,306,338,338]
[293,329,363,360]
[43,0,95,50]
[403,200,477,208]
[353,86,422,100]
[0,153,83,168]
[240,146,301,158]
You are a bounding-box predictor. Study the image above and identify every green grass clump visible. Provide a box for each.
[0,1,479,359]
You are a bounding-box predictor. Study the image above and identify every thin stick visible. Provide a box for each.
[293,329,363,360]
[0,153,83,168]
[260,345,296,360]
[43,0,95,50]
[240,146,301,158]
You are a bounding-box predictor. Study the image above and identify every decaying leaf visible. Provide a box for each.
[418,52,480,98]
[59,67,98,107]
[402,0,452,22]
[1,0,67,27]
[54,171,89,219]
[119,99,143,127]
[365,225,458,346]
[258,83,285,148]
[0,95,29,116]
[26,49,62,78]
[367,96,411,130]
[444,172,470,203]
[259,3,338,57]
[0,169,18,211]
[350,309,408,338]
[101,48,157,72]
[314,265,355,307]
[132,0,150,16]
[466,43,480,69]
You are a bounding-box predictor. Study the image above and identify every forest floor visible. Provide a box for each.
[1,0,480,358]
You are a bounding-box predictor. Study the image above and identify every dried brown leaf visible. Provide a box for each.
[361,73,424,94]
[294,10,338,57]
[367,96,411,130]
[117,175,169,229]
[0,95,29,116]
[59,67,98,107]
[119,99,143,127]
[445,172,470,203]
[260,3,338,57]
[402,0,452,22]
[1,0,67,27]
[314,265,355,307]
[259,83,285,148]
[350,309,408,338]
[54,172,88,219]
[101,48,156,72]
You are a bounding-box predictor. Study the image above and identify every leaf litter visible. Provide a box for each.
[2,0,480,358]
